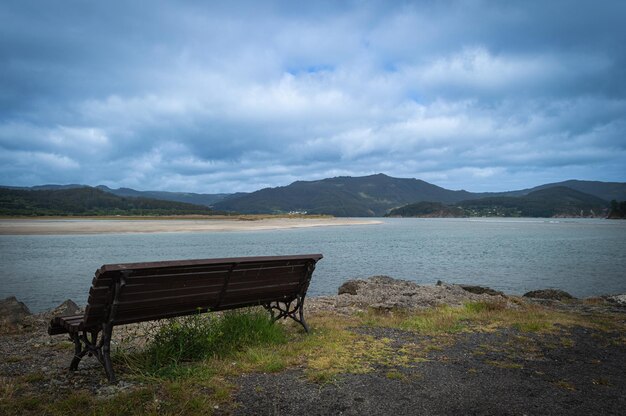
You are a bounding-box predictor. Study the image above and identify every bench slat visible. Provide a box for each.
[116,283,298,315]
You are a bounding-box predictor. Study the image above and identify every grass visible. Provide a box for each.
[3,300,625,415]
[122,309,287,378]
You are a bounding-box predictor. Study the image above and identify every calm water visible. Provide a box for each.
[1,218,625,312]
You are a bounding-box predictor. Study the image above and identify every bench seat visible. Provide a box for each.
[49,314,86,335]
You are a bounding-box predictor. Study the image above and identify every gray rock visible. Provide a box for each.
[604,294,626,306]
[338,280,363,295]
[460,285,504,296]
[0,296,31,327]
[523,289,574,301]
[39,299,84,320]
[50,299,82,317]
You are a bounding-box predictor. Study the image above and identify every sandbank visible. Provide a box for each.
[0,217,381,235]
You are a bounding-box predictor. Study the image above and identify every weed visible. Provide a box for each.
[51,340,75,351]
[20,372,47,383]
[485,360,523,369]
[124,308,286,378]
[592,378,612,386]
[385,370,405,380]
[400,306,466,334]
[464,300,506,314]
[554,380,576,391]
[512,321,550,332]
[0,377,18,401]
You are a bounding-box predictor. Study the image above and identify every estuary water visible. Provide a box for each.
[1,218,625,312]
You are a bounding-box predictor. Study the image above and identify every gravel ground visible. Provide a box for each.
[233,324,626,415]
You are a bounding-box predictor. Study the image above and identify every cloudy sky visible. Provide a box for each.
[1,0,625,193]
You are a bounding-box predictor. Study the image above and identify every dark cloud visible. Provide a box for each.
[0,0,625,193]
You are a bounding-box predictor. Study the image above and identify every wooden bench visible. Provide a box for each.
[48,254,323,383]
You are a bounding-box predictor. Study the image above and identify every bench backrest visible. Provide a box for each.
[83,254,323,327]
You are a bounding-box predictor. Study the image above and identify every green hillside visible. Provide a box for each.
[0,187,220,216]
[388,187,609,218]
[457,187,608,217]
[386,202,465,218]
[213,173,475,216]
[525,180,626,201]
[96,186,230,207]
[3,176,624,218]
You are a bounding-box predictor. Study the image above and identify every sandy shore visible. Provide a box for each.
[0,217,381,235]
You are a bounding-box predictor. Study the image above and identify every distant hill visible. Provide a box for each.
[456,187,608,217]
[213,175,624,217]
[213,173,476,216]
[485,180,626,201]
[0,184,232,207]
[0,187,220,216]
[386,202,465,218]
[96,186,231,207]
[388,187,608,218]
[527,180,626,201]
[2,175,624,217]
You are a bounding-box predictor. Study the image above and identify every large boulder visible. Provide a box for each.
[523,289,574,301]
[0,296,31,327]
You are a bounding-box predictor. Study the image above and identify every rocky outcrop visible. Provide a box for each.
[523,289,574,301]
[334,276,508,312]
[459,285,504,296]
[41,299,83,319]
[337,280,361,296]
[604,294,626,306]
[0,296,32,328]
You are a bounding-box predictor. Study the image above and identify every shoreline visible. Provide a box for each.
[0,217,382,235]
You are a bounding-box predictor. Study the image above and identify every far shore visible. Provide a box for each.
[0,216,382,235]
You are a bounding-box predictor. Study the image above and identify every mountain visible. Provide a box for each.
[214,175,625,217]
[484,180,626,201]
[2,175,624,217]
[456,187,608,217]
[0,187,220,216]
[0,184,232,207]
[1,184,87,191]
[212,173,477,216]
[387,187,608,218]
[524,180,626,202]
[95,185,231,207]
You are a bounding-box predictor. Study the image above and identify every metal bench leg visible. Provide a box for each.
[298,297,310,333]
[69,333,87,371]
[263,295,309,333]
[67,328,116,383]
[101,322,116,384]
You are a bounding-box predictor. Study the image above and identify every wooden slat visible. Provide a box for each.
[123,270,230,287]
[91,256,314,287]
[97,254,321,274]
[119,283,225,302]
[115,292,221,314]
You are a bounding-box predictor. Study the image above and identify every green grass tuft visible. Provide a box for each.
[126,308,286,378]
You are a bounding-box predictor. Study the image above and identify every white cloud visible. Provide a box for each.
[0,0,625,192]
